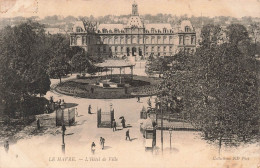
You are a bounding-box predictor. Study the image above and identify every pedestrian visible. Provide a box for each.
[137,96,140,103]
[91,142,96,154]
[100,137,105,150]
[37,118,40,129]
[112,119,117,132]
[88,105,92,114]
[100,137,103,146]
[4,140,9,153]
[121,117,126,128]
[125,129,131,141]
[75,108,78,117]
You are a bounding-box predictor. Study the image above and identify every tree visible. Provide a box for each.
[71,52,89,74]
[48,56,69,83]
[200,24,223,48]
[0,21,51,118]
[248,23,260,55]
[160,24,259,153]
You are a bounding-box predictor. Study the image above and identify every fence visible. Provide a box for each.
[97,108,114,128]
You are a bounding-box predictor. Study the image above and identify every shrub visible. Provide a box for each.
[76,75,81,79]
[103,83,110,88]
[117,83,125,87]
[82,73,86,77]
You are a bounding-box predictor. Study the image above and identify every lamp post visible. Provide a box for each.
[60,102,66,154]
[169,128,173,150]
[158,100,163,154]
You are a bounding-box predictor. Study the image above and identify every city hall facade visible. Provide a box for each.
[70,2,197,58]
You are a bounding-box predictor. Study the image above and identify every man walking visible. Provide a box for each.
[88,105,92,114]
[121,117,126,128]
[125,129,131,141]
[112,119,117,132]
[137,96,140,103]
[91,142,96,154]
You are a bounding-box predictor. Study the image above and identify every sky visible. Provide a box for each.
[0,0,260,18]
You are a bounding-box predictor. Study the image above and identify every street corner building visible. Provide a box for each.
[70,1,197,58]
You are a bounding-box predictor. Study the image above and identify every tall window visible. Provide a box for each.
[151,37,155,44]
[114,37,119,44]
[103,46,106,52]
[179,36,183,45]
[191,36,195,44]
[184,36,190,45]
[169,46,172,52]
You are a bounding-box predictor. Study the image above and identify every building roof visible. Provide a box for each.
[95,59,135,68]
[98,24,125,31]
[179,20,194,32]
[126,16,143,28]
[73,21,86,32]
[145,23,173,32]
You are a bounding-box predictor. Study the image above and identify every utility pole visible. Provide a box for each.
[161,102,163,154]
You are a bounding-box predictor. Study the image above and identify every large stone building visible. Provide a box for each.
[70,1,196,58]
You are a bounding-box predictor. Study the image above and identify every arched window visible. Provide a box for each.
[169,36,173,44]
[151,37,155,44]
[132,37,137,44]
[108,38,112,44]
[185,26,191,32]
[76,36,82,45]
[145,37,149,44]
[114,37,119,44]
[184,36,190,45]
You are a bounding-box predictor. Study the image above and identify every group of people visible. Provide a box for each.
[90,137,105,154]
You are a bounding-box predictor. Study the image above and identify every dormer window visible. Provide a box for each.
[163,28,167,33]
[76,27,83,32]
[109,30,113,33]
[185,26,191,32]
[151,28,155,33]
[114,29,119,33]
[102,28,107,33]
